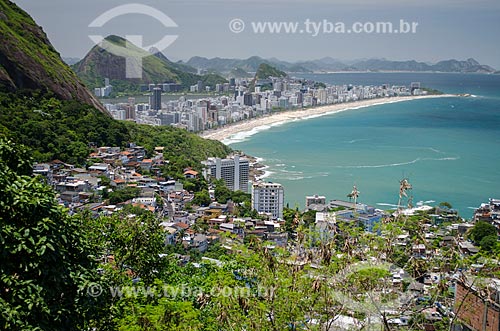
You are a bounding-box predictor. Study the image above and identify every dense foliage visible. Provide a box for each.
[469,221,498,252]
[0,91,129,164]
[0,138,102,330]
[469,221,497,243]
[125,121,231,170]
[108,187,142,205]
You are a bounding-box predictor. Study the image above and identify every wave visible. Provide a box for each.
[397,146,444,154]
[256,167,273,180]
[428,148,442,154]
[333,156,459,169]
[436,157,460,161]
[376,203,399,207]
[271,169,330,181]
[279,169,303,174]
[222,120,289,144]
[345,138,370,144]
[286,176,315,181]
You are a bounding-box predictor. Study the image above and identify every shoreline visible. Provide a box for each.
[200,94,458,143]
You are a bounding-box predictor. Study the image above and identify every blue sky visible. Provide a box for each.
[13,0,500,68]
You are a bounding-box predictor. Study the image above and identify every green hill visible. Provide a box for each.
[255,63,287,80]
[73,35,227,94]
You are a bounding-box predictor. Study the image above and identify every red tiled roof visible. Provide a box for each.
[174,222,189,230]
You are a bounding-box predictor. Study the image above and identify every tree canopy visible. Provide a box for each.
[469,221,497,244]
[0,137,102,330]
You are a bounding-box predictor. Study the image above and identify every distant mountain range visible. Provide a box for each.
[68,49,497,90]
[182,56,497,74]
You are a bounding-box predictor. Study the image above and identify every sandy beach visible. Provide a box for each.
[200,94,457,143]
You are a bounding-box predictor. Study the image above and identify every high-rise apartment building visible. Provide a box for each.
[202,155,249,193]
[150,87,162,110]
[251,182,284,219]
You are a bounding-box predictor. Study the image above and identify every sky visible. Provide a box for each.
[12,0,500,68]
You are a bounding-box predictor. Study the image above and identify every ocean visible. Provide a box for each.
[228,73,500,218]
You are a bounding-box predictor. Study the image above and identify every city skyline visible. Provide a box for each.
[12,0,500,69]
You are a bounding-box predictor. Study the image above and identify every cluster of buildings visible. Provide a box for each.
[103,75,425,132]
[201,155,285,219]
[32,147,289,250]
[33,145,175,209]
[93,77,113,97]
[314,198,387,232]
[473,198,500,226]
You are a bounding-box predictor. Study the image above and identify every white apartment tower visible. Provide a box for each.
[251,182,284,219]
[203,155,249,193]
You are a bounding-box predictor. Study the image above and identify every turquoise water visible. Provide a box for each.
[230,73,500,218]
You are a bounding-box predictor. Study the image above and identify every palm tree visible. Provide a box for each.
[397,178,412,211]
[347,185,360,213]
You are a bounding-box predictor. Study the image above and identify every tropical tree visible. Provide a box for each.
[0,137,103,330]
[193,189,211,207]
[81,211,168,283]
[469,221,497,244]
[213,179,232,203]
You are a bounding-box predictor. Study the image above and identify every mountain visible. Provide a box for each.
[184,55,348,73]
[351,58,496,73]
[431,58,495,73]
[185,56,285,73]
[73,36,226,93]
[149,47,198,74]
[352,59,431,71]
[185,55,496,74]
[0,0,106,113]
